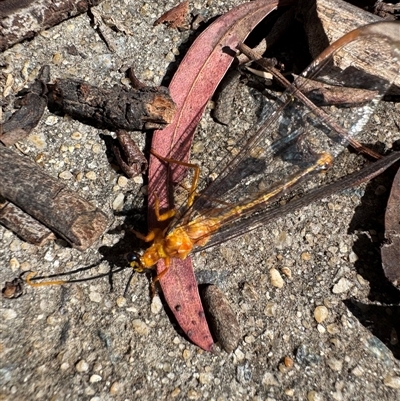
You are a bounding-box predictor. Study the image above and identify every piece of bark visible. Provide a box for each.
[0,0,104,52]
[113,130,148,178]
[0,196,55,246]
[2,277,23,299]
[47,79,176,131]
[297,0,400,94]
[0,147,109,250]
[154,1,190,30]
[0,65,50,147]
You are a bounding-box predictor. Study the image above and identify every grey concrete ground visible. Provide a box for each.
[1,1,400,400]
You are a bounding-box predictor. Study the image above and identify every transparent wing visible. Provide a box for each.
[168,22,400,250]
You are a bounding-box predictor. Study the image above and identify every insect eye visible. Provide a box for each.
[126,252,140,264]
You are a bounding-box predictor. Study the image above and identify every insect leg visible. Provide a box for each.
[151,257,171,296]
[150,149,200,208]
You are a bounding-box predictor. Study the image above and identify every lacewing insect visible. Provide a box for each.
[125,21,400,283]
[27,21,400,290]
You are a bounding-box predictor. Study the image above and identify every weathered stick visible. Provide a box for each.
[113,130,148,178]
[0,0,104,52]
[47,79,176,131]
[0,197,55,246]
[0,147,109,250]
[0,66,50,147]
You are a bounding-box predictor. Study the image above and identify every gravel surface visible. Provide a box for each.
[1,1,400,400]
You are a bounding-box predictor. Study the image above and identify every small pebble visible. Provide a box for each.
[327,357,343,371]
[43,251,54,261]
[234,349,245,361]
[348,251,358,263]
[71,131,82,140]
[262,372,279,386]
[117,176,128,187]
[244,335,255,344]
[89,374,102,383]
[60,363,69,371]
[351,366,363,377]
[236,361,252,383]
[150,295,163,314]
[284,356,294,368]
[89,292,102,303]
[116,297,127,308]
[192,142,205,153]
[301,252,312,261]
[270,268,284,288]
[199,372,212,385]
[165,51,175,62]
[109,381,121,395]
[182,349,191,360]
[327,324,340,335]
[133,175,143,185]
[52,53,63,64]
[85,388,95,396]
[92,143,102,153]
[75,359,89,372]
[356,274,368,287]
[187,389,199,400]
[29,133,47,149]
[132,319,150,336]
[264,302,277,317]
[317,324,326,333]
[285,389,295,397]
[332,278,353,294]
[281,267,292,279]
[9,240,21,252]
[45,115,58,126]
[314,306,329,323]
[112,193,125,210]
[9,258,20,272]
[308,391,324,401]
[59,171,73,180]
[383,375,400,389]
[278,363,290,374]
[1,309,17,320]
[170,388,181,397]
[85,171,96,180]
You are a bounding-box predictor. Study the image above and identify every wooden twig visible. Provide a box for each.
[0,147,109,250]
[113,130,148,178]
[0,66,50,147]
[0,197,55,246]
[47,79,176,131]
[0,0,104,52]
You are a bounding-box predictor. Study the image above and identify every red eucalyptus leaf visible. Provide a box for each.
[148,0,294,350]
[382,167,400,291]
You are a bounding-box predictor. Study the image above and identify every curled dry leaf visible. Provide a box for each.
[113,130,148,178]
[149,0,292,351]
[154,1,190,30]
[381,166,400,290]
[2,277,23,299]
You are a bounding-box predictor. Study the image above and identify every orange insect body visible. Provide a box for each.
[135,152,334,272]
[138,218,221,268]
